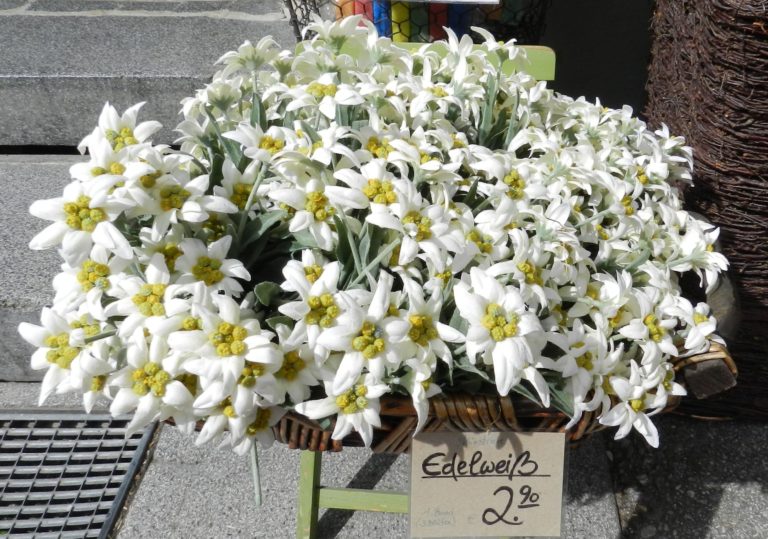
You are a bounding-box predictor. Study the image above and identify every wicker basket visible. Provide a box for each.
[272,342,736,453]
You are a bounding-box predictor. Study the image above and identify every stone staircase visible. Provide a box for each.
[0,0,291,146]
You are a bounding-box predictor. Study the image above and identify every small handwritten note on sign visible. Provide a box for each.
[410,431,566,538]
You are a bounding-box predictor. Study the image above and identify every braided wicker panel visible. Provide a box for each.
[646,0,768,418]
[273,343,735,453]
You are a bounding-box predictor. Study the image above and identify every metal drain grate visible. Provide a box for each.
[0,411,158,538]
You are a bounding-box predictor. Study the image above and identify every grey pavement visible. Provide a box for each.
[0,0,294,146]
[3,381,767,538]
[0,381,621,538]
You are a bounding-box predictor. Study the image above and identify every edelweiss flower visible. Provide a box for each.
[28,179,133,264]
[78,102,162,155]
[269,178,367,250]
[19,308,86,405]
[104,253,189,339]
[294,374,389,447]
[175,236,250,295]
[316,273,412,394]
[454,267,550,405]
[168,294,282,395]
[109,333,195,435]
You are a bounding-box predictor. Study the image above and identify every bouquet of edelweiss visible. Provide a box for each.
[21,16,729,452]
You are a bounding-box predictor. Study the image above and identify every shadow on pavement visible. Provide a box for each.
[607,415,768,538]
[317,453,400,537]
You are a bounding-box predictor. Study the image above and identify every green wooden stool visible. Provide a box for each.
[288,43,556,539]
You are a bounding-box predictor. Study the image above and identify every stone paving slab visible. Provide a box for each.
[607,415,768,539]
[0,1,293,146]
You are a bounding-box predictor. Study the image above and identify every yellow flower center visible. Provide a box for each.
[202,215,228,241]
[366,137,393,159]
[517,260,542,285]
[131,362,171,397]
[77,259,110,291]
[192,256,224,286]
[140,170,162,189]
[238,362,267,387]
[608,307,625,328]
[621,196,634,215]
[435,270,452,285]
[503,170,525,199]
[69,316,100,337]
[467,229,493,254]
[307,82,337,98]
[402,211,432,241]
[304,191,335,222]
[351,321,385,359]
[430,86,448,98]
[259,135,285,154]
[131,283,167,316]
[304,264,323,284]
[44,332,80,369]
[90,375,107,392]
[216,397,237,418]
[408,314,438,346]
[246,408,272,435]
[643,313,666,342]
[575,350,594,371]
[106,127,138,151]
[159,185,191,211]
[181,316,201,331]
[230,182,253,210]
[160,243,183,273]
[305,294,339,327]
[275,350,306,381]
[335,385,369,415]
[363,179,397,205]
[481,303,519,342]
[693,312,709,325]
[210,322,249,357]
[64,196,106,232]
[630,398,644,412]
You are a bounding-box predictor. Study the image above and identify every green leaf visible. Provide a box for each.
[240,211,286,248]
[250,84,268,131]
[463,177,481,208]
[504,90,520,149]
[333,215,363,285]
[205,106,245,169]
[266,315,294,332]
[254,281,281,307]
[453,357,490,382]
[478,73,499,146]
[289,229,320,252]
[299,120,321,144]
[448,307,468,334]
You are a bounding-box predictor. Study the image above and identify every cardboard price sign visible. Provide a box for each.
[410,431,566,538]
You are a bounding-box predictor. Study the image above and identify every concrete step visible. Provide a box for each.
[0,0,293,146]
